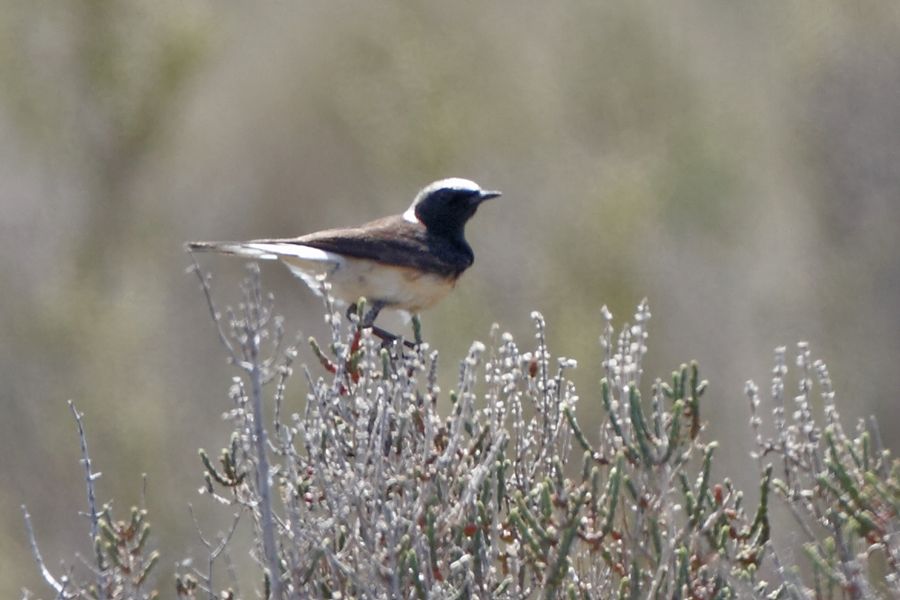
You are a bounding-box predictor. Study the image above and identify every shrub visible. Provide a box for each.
[23,266,898,599]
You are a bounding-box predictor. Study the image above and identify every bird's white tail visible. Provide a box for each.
[185,240,344,300]
[185,241,283,260]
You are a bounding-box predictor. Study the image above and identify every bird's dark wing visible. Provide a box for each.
[258,215,473,277]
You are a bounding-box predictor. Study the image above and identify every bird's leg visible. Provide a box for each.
[371,325,399,345]
[372,326,416,350]
[359,301,415,349]
[361,301,385,328]
[346,301,384,330]
[345,300,415,349]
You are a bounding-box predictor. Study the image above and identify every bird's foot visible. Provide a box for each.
[347,301,415,349]
[371,325,416,349]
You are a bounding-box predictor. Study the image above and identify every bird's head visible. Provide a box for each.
[404,178,501,236]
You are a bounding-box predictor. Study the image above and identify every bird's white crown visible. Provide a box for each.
[421,178,483,196]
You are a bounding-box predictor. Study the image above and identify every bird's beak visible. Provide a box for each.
[477,190,502,202]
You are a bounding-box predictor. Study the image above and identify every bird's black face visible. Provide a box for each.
[411,179,501,237]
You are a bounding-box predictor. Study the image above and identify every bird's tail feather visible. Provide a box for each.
[184,241,281,260]
[186,240,340,299]
[185,241,339,265]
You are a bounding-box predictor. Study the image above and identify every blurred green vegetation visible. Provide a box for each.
[2,1,899,596]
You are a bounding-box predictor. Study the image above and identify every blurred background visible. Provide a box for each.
[3,1,899,595]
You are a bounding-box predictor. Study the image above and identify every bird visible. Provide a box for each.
[187,178,501,345]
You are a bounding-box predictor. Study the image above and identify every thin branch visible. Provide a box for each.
[187,252,242,366]
[22,505,70,597]
[68,400,107,600]
[199,264,283,598]
[188,504,244,600]
[247,315,283,599]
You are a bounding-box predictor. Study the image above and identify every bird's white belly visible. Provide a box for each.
[281,255,455,313]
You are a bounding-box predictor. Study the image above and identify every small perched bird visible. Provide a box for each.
[187,178,501,344]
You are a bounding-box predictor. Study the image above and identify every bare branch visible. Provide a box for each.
[67,400,107,600]
[188,504,244,600]
[22,505,70,598]
[187,253,241,366]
